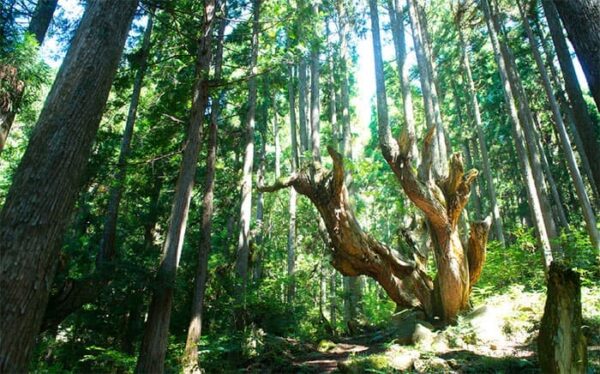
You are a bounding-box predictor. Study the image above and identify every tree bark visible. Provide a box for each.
[481,0,553,269]
[28,0,58,45]
[298,60,310,153]
[336,0,352,157]
[135,1,215,372]
[552,0,600,112]
[0,1,138,371]
[538,262,587,373]
[457,25,505,246]
[235,0,260,301]
[541,0,600,194]
[181,5,226,373]
[519,1,599,249]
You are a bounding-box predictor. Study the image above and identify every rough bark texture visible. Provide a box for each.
[235,0,260,301]
[28,0,58,45]
[541,0,600,194]
[538,262,587,373]
[0,1,138,371]
[135,1,215,372]
[182,6,226,373]
[552,0,600,112]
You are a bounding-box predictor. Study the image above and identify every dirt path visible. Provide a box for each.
[294,342,370,373]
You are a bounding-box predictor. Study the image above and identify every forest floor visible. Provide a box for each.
[252,285,599,373]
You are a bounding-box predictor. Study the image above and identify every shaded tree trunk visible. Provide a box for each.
[538,262,587,373]
[0,1,138,371]
[541,0,600,194]
[181,6,226,372]
[298,60,310,153]
[310,6,321,165]
[235,0,260,301]
[135,1,215,371]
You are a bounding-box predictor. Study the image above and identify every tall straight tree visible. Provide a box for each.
[181,4,227,372]
[310,2,321,165]
[0,1,138,371]
[407,0,447,180]
[286,62,299,303]
[552,0,600,111]
[480,0,553,269]
[135,1,216,371]
[456,19,505,246]
[388,0,418,160]
[235,0,261,300]
[41,10,155,332]
[517,1,599,250]
[541,0,600,193]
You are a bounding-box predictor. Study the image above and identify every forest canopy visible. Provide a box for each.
[0,0,599,372]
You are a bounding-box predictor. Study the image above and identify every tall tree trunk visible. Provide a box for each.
[552,0,600,112]
[388,0,418,160]
[463,139,483,220]
[287,64,299,303]
[0,0,58,154]
[135,1,215,372]
[457,26,505,246]
[235,0,260,302]
[336,0,351,157]
[519,1,600,249]
[181,6,226,373]
[498,27,561,253]
[541,0,600,193]
[481,0,553,269]
[298,60,310,153]
[41,11,155,332]
[532,17,600,206]
[99,11,154,267]
[28,0,58,45]
[407,0,447,180]
[0,1,138,371]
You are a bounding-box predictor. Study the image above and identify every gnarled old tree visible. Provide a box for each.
[261,0,491,325]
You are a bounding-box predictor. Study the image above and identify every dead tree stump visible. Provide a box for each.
[538,261,587,373]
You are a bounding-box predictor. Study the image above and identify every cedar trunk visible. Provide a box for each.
[0,1,138,371]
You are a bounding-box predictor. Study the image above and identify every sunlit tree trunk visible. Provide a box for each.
[541,0,600,194]
[481,0,553,269]
[135,2,215,372]
[0,1,138,371]
[457,26,505,246]
[235,0,260,302]
[181,7,226,373]
[519,1,600,250]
